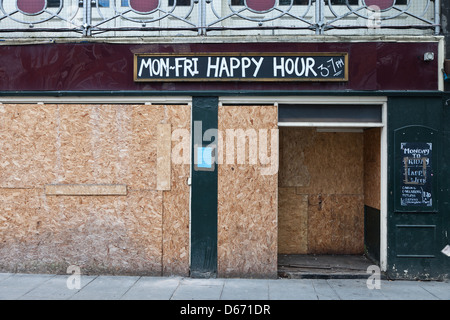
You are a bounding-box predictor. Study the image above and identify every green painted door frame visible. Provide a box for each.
[387,96,450,280]
[190,96,218,278]
[442,94,450,277]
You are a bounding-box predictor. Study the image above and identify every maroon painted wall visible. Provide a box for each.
[0,41,439,92]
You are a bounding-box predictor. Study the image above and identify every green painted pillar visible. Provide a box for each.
[190,96,218,278]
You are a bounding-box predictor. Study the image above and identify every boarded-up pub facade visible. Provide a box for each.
[0,0,449,280]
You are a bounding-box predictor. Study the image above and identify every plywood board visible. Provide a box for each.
[308,194,364,254]
[277,188,308,254]
[0,188,163,275]
[0,103,191,276]
[45,184,127,196]
[0,104,58,188]
[364,128,381,209]
[278,128,312,188]
[161,105,191,276]
[279,128,364,195]
[218,105,278,278]
[128,105,165,190]
[0,104,164,189]
[157,123,172,191]
[278,128,365,255]
[57,104,130,186]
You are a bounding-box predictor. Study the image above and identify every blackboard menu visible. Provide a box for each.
[134,53,348,82]
[400,142,433,207]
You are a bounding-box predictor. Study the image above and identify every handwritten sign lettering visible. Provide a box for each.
[134,53,348,82]
[400,142,433,207]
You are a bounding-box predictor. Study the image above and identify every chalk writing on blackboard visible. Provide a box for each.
[134,53,348,82]
[400,142,432,207]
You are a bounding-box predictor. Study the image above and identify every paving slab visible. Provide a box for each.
[70,275,139,300]
[0,274,55,300]
[0,273,13,283]
[20,274,97,300]
[268,279,318,300]
[326,279,387,300]
[377,280,439,300]
[418,281,450,300]
[171,278,225,300]
[310,279,340,300]
[220,279,269,300]
[121,276,181,300]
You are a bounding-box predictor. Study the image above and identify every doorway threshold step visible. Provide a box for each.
[277,270,385,280]
[277,254,384,279]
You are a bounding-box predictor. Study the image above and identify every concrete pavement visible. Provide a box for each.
[0,272,449,300]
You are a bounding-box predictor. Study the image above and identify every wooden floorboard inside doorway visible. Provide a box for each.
[278,254,380,279]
